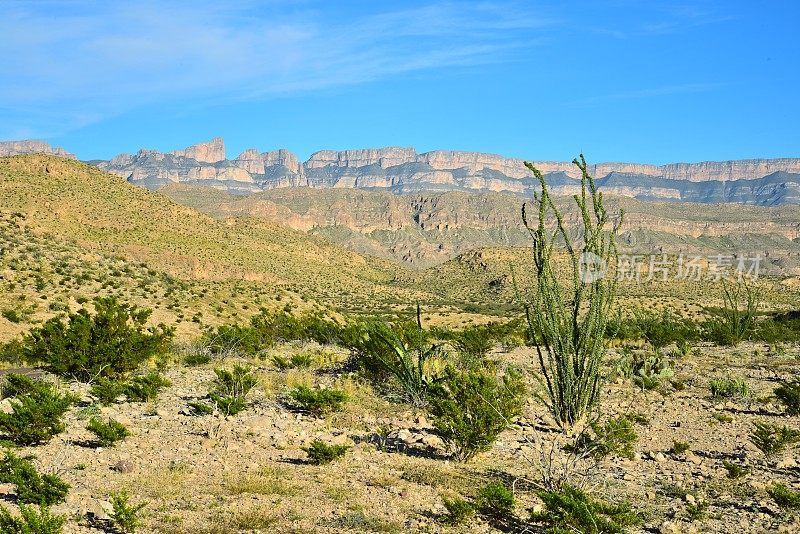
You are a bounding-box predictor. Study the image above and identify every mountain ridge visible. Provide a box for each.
[3,138,800,204]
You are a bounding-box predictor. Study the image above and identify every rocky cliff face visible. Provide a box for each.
[68,137,800,205]
[0,140,75,159]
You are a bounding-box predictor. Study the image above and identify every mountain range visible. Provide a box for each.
[3,137,800,205]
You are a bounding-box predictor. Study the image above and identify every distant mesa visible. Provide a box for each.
[0,140,76,159]
[2,136,799,205]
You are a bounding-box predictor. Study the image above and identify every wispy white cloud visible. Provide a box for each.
[0,0,552,138]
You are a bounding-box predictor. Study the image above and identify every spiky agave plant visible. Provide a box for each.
[522,155,623,429]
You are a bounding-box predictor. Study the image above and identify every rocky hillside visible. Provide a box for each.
[163,185,800,272]
[88,138,800,205]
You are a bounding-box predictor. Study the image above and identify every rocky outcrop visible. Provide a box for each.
[169,137,225,163]
[0,140,75,159]
[33,136,799,205]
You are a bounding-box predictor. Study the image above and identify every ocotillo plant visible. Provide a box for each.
[522,155,623,429]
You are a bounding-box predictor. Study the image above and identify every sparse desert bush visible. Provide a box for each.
[703,279,759,346]
[427,367,525,461]
[630,309,699,350]
[669,440,690,455]
[532,485,640,534]
[722,460,749,479]
[564,416,638,461]
[123,372,171,402]
[0,504,66,533]
[86,417,130,447]
[348,319,443,407]
[522,156,622,428]
[288,385,348,416]
[709,376,750,399]
[90,377,126,405]
[19,297,173,381]
[767,482,800,510]
[475,482,514,518]
[109,490,147,533]
[0,452,69,506]
[302,440,349,465]
[441,495,474,525]
[0,375,77,446]
[750,421,800,461]
[753,313,800,344]
[775,380,800,416]
[208,365,257,416]
[188,401,213,416]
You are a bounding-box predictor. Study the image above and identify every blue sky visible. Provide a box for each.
[0,0,797,163]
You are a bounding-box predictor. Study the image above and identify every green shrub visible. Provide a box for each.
[0,452,69,506]
[427,367,525,462]
[565,416,638,461]
[90,377,126,405]
[475,482,514,518]
[86,418,130,447]
[686,501,708,522]
[721,460,748,479]
[448,325,495,365]
[188,401,213,416]
[288,385,348,416]
[631,309,699,350]
[441,495,474,525]
[109,490,147,533]
[348,320,442,407]
[767,482,800,510]
[1,309,22,324]
[302,440,349,465]
[669,440,690,455]
[20,297,173,381]
[0,376,77,446]
[775,380,800,416]
[123,373,171,402]
[703,280,759,346]
[532,485,641,533]
[0,504,66,533]
[709,376,749,399]
[183,351,210,367]
[209,365,257,416]
[750,422,800,460]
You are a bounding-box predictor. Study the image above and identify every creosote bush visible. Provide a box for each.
[767,482,800,510]
[532,485,641,534]
[749,421,800,461]
[775,380,800,416]
[19,297,173,381]
[522,155,623,429]
[208,365,258,416]
[289,385,348,416]
[564,416,638,461]
[122,372,171,402]
[475,482,515,518]
[0,452,69,506]
[109,490,147,533]
[90,377,126,405]
[427,367,525,462]
[441,496,474,525]
[0,374,78,446]
[302,440,349,465]
[0,504,66,534]
[86,418,130,447]
[721,460,748,479]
